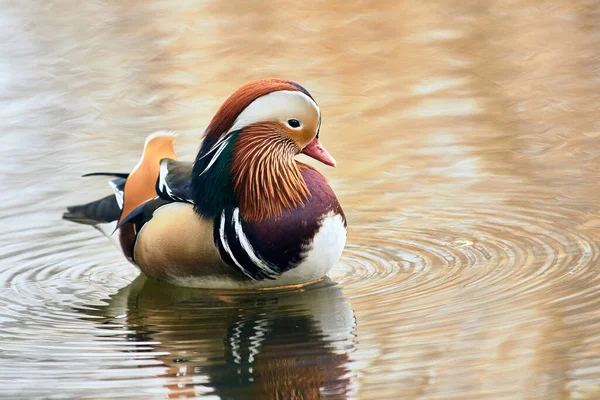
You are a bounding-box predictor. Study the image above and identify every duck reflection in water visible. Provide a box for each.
[82,275,357,399]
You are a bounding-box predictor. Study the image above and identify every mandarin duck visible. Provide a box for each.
[63,79,346,288]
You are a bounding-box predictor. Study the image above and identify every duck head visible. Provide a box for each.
[191,79,335,222]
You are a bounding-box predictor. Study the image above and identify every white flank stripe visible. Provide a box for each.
[232,208,278,278]
[219,210,254,279]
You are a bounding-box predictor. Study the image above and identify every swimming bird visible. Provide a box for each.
[63,79,346,288]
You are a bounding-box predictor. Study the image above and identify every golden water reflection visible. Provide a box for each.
[82,276,356,399]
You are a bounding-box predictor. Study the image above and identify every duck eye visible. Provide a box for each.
[287,119,301,128]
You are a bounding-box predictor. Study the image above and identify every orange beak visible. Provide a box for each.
[301,138,336,167]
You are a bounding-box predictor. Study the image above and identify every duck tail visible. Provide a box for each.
[62,195,121,226]
[63,173,127,226]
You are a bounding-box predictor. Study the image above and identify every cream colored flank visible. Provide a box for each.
[168,211,347,289]
[133,202,233,281]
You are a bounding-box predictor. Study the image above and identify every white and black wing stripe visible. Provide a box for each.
[214,207,283,281]
[156,158,195,204]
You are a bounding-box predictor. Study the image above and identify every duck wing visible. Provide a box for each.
[156,158,194,204]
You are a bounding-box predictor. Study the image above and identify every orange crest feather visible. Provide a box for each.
[119,134,177,224]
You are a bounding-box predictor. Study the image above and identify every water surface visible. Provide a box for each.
[1,1,600,398]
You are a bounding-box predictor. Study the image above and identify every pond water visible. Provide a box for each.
[2,1,600,398]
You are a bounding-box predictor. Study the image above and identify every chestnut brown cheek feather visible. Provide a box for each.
[232,123,310,222]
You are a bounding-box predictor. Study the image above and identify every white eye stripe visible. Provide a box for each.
[232,208,278,278]
[228,90,320,134]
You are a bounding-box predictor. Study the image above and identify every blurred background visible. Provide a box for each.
[1,1,600,398]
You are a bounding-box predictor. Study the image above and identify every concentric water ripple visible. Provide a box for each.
[335,201,599,297]
[328,197,600,398]
[2,194,600,398]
